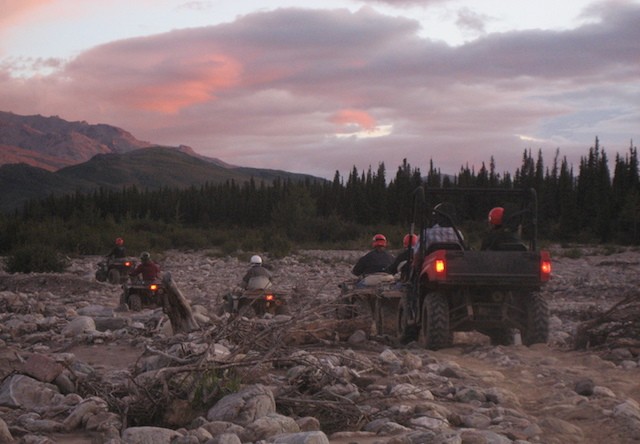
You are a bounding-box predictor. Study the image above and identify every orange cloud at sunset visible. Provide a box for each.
[127,54,243,114]
[330,109,377,132]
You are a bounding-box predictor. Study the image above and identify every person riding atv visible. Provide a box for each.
[120,252,164,311]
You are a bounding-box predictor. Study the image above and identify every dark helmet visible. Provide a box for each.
[372,234,387,248]
[115,237,124,246]
[140,251,151,262]
[488,207,504,227]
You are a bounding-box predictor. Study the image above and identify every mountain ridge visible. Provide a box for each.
[0,111,324,212]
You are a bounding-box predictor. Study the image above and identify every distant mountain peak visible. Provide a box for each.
[0,111,153,171]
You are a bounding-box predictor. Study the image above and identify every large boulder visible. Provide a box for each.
[206,384,276,426]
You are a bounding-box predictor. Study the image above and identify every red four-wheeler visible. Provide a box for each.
[395,187,552,349]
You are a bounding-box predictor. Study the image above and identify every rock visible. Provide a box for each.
[269,431,330,443]
[206,384,276,426]
[62,316,96,336]
[22,353,63,383]
[0,375,60,409]
[0,417,13,443]
[121,426,182,443]
[574,378,595,396]
[242,413,299,441]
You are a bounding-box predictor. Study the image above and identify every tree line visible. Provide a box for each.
[1,137,638,263]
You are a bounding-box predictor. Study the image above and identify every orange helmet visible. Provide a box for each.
[488,207,504,227]
[403,234,418,248]
[115,237,124,246]
[372,234,387,248]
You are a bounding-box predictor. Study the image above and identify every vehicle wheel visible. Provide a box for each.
[419,291,452,350]
[521,293,549,346]
[238,302,256,318]
[95,269,107,282]
[108,269,121,285]
[487,328,515,346]
[375,297,400,336]
[397,299,418,343]
[129,294,142,312]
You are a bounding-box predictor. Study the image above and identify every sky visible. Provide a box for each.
[1,0,639,180]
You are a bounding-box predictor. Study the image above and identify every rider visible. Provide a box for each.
[129,251,161,281]
[352,234,395,278]
[242,255,273,290]
[107,237,126,260]
[386,233,418,279]
[480,207,525,250]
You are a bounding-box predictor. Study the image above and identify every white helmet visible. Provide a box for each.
[250,255,262,266]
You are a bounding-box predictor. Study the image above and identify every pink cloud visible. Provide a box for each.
[330,109,377,131]
[0,0,54,26]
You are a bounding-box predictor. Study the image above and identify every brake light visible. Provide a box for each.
[265,293,275,301]
[435,259,446,275]
[540,251,552,282]
[149,284,159,291]
[124,261,131,267]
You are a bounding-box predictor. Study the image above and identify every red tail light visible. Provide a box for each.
[540,251,552,282]
[435,259,446,275]
[124,261,131,267]
[265,293,275,301]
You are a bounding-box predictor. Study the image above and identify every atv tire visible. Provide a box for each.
[375,297,399,336]
[419,291,452,350]
[521,292,549,346]
[129,294,142,312]
[95,269,107,282]
[238,301,256,318]
[397,298,418,343]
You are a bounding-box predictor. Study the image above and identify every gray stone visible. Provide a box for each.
[0,417,13,443]
[22,353,63,383]
[270,431,330,444]
[94,316,130,331]
[0,375,60,409]
[574,378,595,396]
[206,384,276,426]
[242,413,299,442]
[121,426,182,444]
[62,316,96,336]
[205,433,242,444]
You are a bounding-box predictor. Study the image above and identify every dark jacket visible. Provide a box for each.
[386,249,412,279]
[107,246,126,259]
[352,249,395,277]
[481,228,525,251]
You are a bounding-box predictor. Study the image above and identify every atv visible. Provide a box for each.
[390,186,552,349]
[120,275,168,312]
[96,257,136,284]
[223,287,288,317]
[337,273,399,336]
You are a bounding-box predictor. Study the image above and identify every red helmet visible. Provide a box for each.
[372,234,387,248]
[403,234,418,248]
[115,237,124,246]
[488,207,504,227]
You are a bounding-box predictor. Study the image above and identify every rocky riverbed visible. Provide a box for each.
[1,246,640,444]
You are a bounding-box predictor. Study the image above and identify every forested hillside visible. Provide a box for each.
[1,137,638,265]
